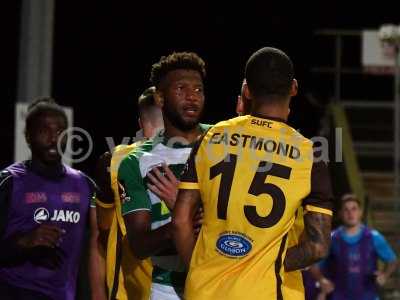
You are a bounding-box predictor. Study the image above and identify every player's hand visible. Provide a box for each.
[193,206,204,235]
[95,151,114,204]
[316,292,327,300]
[375,271,388,286]
[147,164,179,210]
[319,277,334,294]
[17,224,66,249]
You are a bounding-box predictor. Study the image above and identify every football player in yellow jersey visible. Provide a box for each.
[173,47,333,300]
[90,87,163,300]
[237,78,307,298]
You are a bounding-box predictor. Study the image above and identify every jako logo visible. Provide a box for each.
[216,233,252,258]
[33,208,80,224]
[34,208,50,223]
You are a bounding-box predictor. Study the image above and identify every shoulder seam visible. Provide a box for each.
[0,175,12,188]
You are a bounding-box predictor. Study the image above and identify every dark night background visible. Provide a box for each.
[2,1,400,177]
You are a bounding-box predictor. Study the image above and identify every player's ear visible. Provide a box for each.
[25,129,31,146]
[243,82,251,101]
[154,90,164,108]
[236,95,244,116]
[138,117,143,129]
[290,79,298,97]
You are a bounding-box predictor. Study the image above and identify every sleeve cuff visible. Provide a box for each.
[96,198,115,209]
[179,182,200,190]
[304,205,332,216]
[122,208,151,216]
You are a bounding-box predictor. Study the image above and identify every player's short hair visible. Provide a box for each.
[25,98,68,135]
[138,86,156,111]
[150,52,206,88]
[340,193,361,209]
[245,47,294,100]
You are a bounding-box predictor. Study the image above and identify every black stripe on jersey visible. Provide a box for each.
[180,128,210,183]
[0,170,13,240]
[0,171,12,188]
[110,226,123,300]
[275,234,288,300]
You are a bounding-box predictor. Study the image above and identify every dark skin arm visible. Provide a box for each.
[172,189,201,267]
[309,264,335,295]
[13,224,66,270]
[16,224,65,249]
[87,159,111,300]
[284,212,332,271]
[94,152,114,240]
[375,259,398,286]
[88,207,107,300]
[124,211,174,260]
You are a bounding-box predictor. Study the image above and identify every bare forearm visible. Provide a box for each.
[171,189,201,267]
[89,207,107,300]
[98,228,110,251]
[96,206,114,231]
[309,264,325,281]
[284,212,331,271]
[285,244,320,271]
[88,235,107,300]
[384,260,398,278]
[128,223,174,259]
[172,219,196,267]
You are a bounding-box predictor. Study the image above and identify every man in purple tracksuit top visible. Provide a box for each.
[310,194,398,300]
[0,98,96,300]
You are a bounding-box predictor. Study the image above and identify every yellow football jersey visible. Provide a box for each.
[98,143,152,300]
[179,115,332,300]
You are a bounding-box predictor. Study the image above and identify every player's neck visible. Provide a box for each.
[164,121,202,145]
[251,103,289,122]
[30,156,64,179]
[344,223,362,236]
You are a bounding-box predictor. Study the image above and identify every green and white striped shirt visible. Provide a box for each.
[118,125,210,289]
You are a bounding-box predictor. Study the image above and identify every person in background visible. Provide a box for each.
[310,194,398,300]
[90,87,163,300]
[0,98,96,300]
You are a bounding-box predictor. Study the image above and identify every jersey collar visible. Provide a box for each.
[250,113,287,123]
[25,160,66,180]
[159,123,209,148]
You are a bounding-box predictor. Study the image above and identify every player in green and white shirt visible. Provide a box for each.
[118,52,209,300]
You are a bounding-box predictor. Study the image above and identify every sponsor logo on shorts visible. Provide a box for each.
[216,232,253,258]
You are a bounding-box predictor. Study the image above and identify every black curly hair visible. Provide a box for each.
[245,47,294,100]
[150,52,206,88]
[25,97,68,136]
